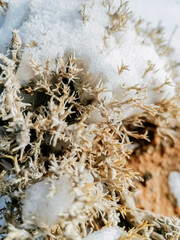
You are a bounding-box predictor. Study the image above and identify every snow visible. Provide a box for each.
[82,227,125,240]
[0,0,31,54]
[18,0,175,107]
[1,0,179,56]
[0,0,180,233]
[168,171,180,206]
[22,175,75,226]
[0,196,6,226]
[129,0,180,57]
[0,0,177,117]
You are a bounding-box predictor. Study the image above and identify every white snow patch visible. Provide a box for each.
[168,171,180,206]
[129,0,180,56]
[0,0,175,106]
[0,0,31,54]
[82,227,125,240]
[22,175,75,226]
[21,0,175,104]
[16,54,35,85]
[130,0,180,82]
[0,0,179,120]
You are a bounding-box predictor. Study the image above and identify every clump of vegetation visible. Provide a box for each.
[0,0,180,240]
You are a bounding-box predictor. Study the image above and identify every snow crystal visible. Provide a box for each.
[168,171,180,206]
[83,227,125,240]
[22,175,75,226]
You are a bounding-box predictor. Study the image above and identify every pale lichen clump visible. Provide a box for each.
[0,0,180,240]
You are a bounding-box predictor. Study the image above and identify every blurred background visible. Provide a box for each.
[130,0,180,59]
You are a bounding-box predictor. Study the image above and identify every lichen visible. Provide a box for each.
[0,1,180,240]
